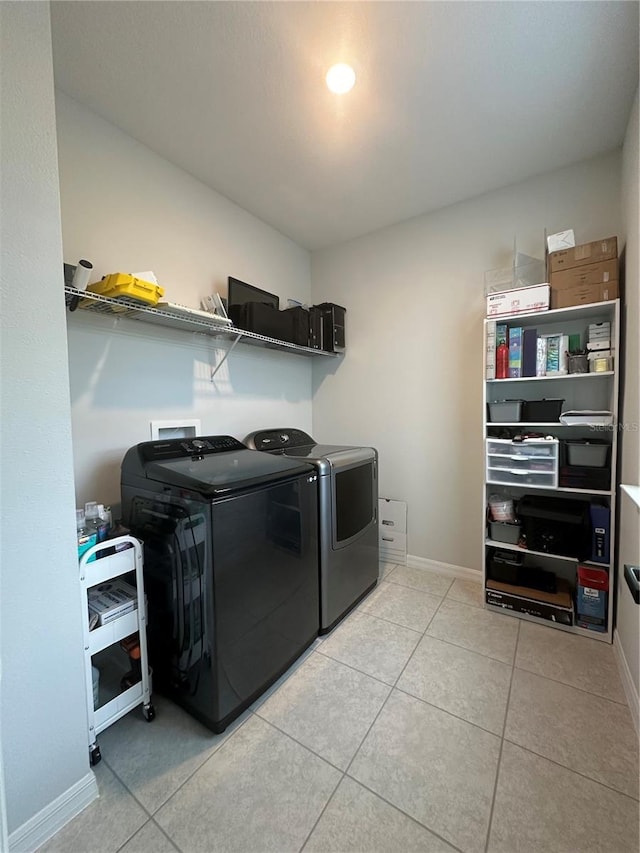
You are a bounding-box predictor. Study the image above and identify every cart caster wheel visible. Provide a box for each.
[143,704,155,722]
[90,745,101,766]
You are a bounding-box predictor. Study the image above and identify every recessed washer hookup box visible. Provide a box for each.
[486,284,550,318]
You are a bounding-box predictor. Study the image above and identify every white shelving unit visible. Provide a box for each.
[80,536,154,765]
[482,299,620,643]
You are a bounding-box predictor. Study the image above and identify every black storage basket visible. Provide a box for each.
[522,399,565,422]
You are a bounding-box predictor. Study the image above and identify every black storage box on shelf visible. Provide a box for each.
[517,495,591,558]
[522,399,565,422]
[284,306,311,346]
[565,439,611,468]
[559,465,611,491]
[488,550,523,584]
[488,550,557,593]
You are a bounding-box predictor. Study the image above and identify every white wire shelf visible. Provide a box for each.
[64,286,340,359]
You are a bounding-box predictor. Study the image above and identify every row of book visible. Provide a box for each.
[486,321,612,379]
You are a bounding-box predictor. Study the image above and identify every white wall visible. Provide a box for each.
[620,90,640,486]
[0,2,91,839]
[616,89,639,709]
[55,93,314,506]
[311,153,622,571]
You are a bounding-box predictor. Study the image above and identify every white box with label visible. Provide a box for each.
[379,530,407,553]
[378,498,407,534]
[486,284,550,318]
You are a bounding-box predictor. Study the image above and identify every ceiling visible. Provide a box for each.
[50,1,639,251]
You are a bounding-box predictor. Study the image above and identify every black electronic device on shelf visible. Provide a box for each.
[227,277,282,337]
[228,277,279,312]
[309,303,346,353]
[488,549,557,593]
[227,276,312,346]
[517,495,591,559]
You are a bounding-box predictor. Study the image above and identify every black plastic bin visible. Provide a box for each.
[518,495,591,558]
[522,399,565,422]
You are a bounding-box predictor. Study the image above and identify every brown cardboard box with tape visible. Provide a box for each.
[552,281,619,310]
[550,255,619,308]
[550,258,618,290]
[548,236,617,274]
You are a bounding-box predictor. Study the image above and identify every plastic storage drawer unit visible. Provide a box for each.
[486,438,559,489]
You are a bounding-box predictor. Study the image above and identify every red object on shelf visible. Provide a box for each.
[577,564,609,591]
[496,342,509,379]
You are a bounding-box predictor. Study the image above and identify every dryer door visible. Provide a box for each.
[333,457,377,548]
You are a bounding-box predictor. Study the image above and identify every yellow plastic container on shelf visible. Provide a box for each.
[87,273,165,306]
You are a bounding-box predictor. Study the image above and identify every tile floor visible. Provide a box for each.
[40,564,639,853]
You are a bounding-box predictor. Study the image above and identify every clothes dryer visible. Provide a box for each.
[244,429,378,632]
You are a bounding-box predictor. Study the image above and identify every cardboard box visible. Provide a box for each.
[486,284,550,317]
[551,281,619,310]
[548,237,617,273]
[88,579,138,626]
[549,259,618,291]
[486,577,573,625]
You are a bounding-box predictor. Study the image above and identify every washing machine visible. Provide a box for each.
[121,435,319,733]
[244,428,378,632]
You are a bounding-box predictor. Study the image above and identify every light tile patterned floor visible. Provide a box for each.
[39,564,639,853]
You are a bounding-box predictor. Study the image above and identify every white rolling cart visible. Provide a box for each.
[80,535,154,766]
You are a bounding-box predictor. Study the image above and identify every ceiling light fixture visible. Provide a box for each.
[326,63,356,95]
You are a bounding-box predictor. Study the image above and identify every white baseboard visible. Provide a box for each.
[406,555,481,582]
[9,771,98,853]
[613,629,640,736]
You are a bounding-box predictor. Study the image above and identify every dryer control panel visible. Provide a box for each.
[247,429,313,452]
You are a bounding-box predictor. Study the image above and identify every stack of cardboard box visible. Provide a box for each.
[548,237,618,309]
